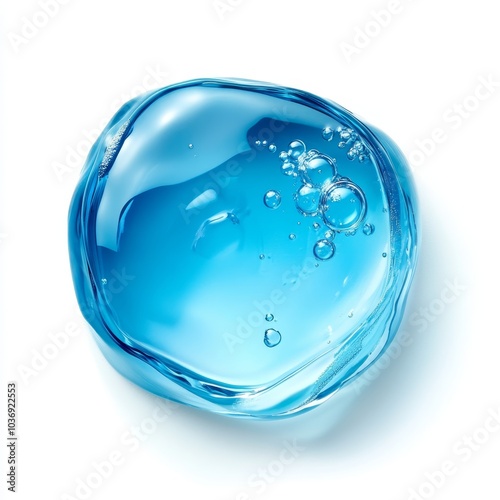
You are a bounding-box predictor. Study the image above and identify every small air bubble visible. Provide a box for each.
[281,160,296,176]
[382,252,387,258]
[363,223,374,235]
[313,239,335,261]
[259,254,265,260]
[288,140,306,160]
[101,278,107,285]
[289,233,296,240]
[264,328,281,348]
[263,190,282,209]
[269,144,277,153]
[265,313,274,322]
[322,127,334,141]
[188,143,194,149]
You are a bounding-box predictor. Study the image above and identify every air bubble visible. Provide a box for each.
[382,252,387,258]
[363,223,374,235]
[265,313,274,322]
[263,190,282,209]
[295,185,321,215]
[101,278,108,285]
[313,239,335,261]
[339,128,353,141]
[322,127,334,141]
[264,328,281,348]
[288,140,306,160]
[281,160,296,177]
[188,143,194,149]
[302,153,337,187]
[321,180,366,231]
[259,254,265,260]
[268,144,277,153]
[289,233,296,240]
[313,222,321,230]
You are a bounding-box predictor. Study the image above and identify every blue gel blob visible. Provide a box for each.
[68,78,419,419]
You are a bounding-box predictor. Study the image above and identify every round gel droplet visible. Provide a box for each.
[68,78,418,419]
[264,328,281,347]
[263,190,281,209]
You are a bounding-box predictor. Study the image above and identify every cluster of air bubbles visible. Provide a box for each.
[277,140,308,177]
[337,127,369,162]
[263,315,280,348]
[261,127,374,261]
[263,138,368,260]
[256,139,279,153]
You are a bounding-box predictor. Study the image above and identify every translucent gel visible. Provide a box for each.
[68,78,419,418]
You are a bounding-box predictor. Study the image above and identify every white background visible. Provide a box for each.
[1,1,499,499]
